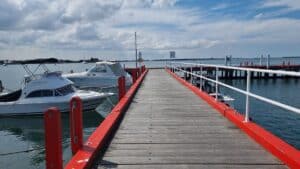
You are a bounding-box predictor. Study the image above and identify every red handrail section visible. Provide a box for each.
[166,68,300,169]
[65,68,148,169]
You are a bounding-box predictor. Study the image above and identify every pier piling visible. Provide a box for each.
[118,76,126,101]
[70,97,83,155]
[44,108,63,169]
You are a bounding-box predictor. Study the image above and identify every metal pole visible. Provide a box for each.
[267,54,270,69]
[200,66,203,91]
[184,67,187,81]
[190,66,193,84]
[135,32,138,68]
[245,70,251,122]
[215,67,219,101]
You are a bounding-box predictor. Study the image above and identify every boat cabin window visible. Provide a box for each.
[90,65,107,73]
[55,85,75,96]
[110,63,125,76]
[26,90,53,98]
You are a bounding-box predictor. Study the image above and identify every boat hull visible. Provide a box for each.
[0,92,112,116]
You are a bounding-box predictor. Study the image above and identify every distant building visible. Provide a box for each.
[170,51,176,59]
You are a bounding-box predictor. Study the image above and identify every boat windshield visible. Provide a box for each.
[109,63,125,76]
[90,65,107,73]
[55,85,75,96]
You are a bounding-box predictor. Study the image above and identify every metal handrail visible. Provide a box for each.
[179,62,300,77]
[167,62,300,122]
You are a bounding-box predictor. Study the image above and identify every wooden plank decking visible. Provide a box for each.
[94,69,286,169]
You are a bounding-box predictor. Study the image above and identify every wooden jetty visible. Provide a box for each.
[57,67,300,169]
[178,64,300,80]
[92,69,286,169]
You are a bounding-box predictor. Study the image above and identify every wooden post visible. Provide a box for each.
[44,108,63,169]
[118,76,126,101]
[70,97,83,155]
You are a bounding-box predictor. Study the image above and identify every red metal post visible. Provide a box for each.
[70,97,83,155]
[131,70,137,83]
[44,108,63,169]
[118,76,126,101]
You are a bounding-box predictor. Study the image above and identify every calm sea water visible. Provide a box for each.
[0,57,300,169]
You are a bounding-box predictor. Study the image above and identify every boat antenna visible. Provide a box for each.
[22,64,36,77]
[22,63,50,78]
[41,64,50,73]
[135,32,138,68]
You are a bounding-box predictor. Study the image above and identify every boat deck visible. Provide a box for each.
[93,69,286,169]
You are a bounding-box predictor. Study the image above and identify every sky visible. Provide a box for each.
[0,0,300,60]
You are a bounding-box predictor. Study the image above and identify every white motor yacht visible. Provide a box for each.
[0,72,113,116]
[64,61,132,89]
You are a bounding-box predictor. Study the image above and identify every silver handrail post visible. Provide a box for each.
[190,66,193,84]
[200,66,203,91]
[183,66,187,81]
[172,64,174,73]
[244,70,251,122]
[172,63,174,73]
[215,67,219,101]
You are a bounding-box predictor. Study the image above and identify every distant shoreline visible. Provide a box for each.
[1,56,299,65]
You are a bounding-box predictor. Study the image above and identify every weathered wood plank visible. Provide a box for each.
[98,164,286,169]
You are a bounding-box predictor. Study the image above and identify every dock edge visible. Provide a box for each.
[65,69,148,169]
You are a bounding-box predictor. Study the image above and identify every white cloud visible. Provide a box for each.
[254,13,264,19]
[211,3,230,11]
[0,0,300,60]
[262,0,300,11]
[122,0,178,8]
[152,0,178,8]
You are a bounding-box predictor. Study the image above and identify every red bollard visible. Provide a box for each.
[118,76,126,101]
[70,97,83,155]
[44,108,63,169]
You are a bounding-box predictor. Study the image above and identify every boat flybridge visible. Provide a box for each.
[0,71,113,116]
[64,61,132,89]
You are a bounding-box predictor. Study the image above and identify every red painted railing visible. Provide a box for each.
[64,68,148,169]
[43,66,148,169]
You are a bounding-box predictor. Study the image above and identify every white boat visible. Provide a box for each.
[0,72,113,116]
[64,61,132,89]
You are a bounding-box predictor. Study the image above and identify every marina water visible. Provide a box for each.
[0,58,300,169]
